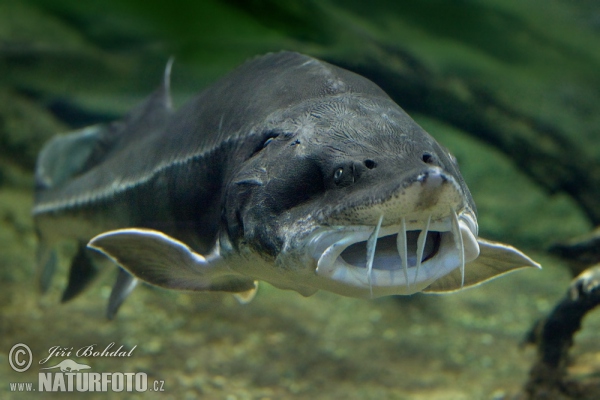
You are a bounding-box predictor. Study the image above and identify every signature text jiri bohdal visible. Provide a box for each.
[39,343,137,365]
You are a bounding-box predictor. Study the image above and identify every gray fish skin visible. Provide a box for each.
[33,52,540,313]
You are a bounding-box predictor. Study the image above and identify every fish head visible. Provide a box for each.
[221,94,483,297]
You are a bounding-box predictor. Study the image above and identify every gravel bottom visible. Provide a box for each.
[1,187,598,400]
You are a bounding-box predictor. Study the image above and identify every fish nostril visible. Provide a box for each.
[364,159,377,169]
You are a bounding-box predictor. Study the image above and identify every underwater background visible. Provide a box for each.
[1,0,599,398]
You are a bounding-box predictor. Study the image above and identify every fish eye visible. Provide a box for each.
[333,168,344,184]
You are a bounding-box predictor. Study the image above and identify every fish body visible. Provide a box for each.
[33,52,539,316]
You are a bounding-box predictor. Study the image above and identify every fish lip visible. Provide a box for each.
[309,211,479,295]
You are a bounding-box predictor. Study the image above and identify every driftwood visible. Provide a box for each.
[550,227,600,277]
[523,265,600,399]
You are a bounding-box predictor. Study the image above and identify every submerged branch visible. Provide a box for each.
[523,265,600,399]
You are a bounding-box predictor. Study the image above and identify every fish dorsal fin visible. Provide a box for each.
[88,228,257,294]
[121,57,173,130]
[34,60,174,192]
[423,238,541,293]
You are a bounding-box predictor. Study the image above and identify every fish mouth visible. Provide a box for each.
[340,231,442,270]
[309,210,479,297]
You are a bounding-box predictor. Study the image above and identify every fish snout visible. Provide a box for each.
[325,166,466,227]
[416,166,447,188]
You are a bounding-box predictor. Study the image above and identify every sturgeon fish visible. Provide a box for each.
[33,52,539,318]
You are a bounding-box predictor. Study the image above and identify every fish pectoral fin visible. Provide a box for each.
[424,237,541,293]
[87,228,256,293]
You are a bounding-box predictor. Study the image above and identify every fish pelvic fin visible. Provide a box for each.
[107,268,138,320]
[61,243,105,302]
[37,244,58,293]
[87,228,256,294]
[423,237,541,293]
[233,281,259,304]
